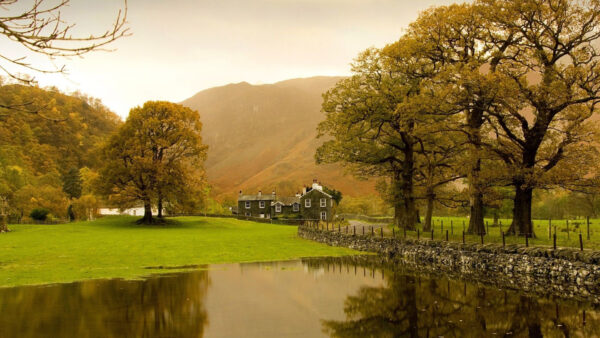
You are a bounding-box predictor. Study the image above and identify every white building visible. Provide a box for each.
[98,207,163,216]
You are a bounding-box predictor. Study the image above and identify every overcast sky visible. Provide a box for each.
[1,0,463,118]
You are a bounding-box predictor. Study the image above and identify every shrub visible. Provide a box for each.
[30,208,50,221]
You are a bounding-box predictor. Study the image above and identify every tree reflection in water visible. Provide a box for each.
[320,259,600,338]
[0,269,209,338]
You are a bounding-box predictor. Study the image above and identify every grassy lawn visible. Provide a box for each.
[382,216,600,250]
[0,216,360,287]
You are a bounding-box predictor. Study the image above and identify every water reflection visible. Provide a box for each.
[0,270,209,338]
[318,258,599,337]
[0,257,597,337]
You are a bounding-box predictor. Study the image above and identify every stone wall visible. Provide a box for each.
[298,226,600,302]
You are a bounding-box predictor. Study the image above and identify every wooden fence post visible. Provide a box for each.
[553,232,557,250]
[566,219,570,239]
[380,227,383,238]
[417,229,420,240]
[446,230,449,241]
[587,216,590,240]
[525,234,529,247]
[431,229,434,240]
[462,231,465,244]
[392,228,395,238]
[480,232,484,245]
[371,226,374,236]
[580,233,584,251]
[451,221,453,235]
[502,231,505,248]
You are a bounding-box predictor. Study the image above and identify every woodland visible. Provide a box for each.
[317,0,600,237]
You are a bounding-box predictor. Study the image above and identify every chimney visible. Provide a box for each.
[258,190,262,196]
[239,190,242,196]
[295,192,301,198]
[302,186,307,194]
[272,190,276,196]
[312,179,323,191]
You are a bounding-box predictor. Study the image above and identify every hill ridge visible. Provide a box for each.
[181,76,374,200]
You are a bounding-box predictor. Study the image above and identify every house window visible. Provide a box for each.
[320,198,326,207]
[321,211,327,220]
[305,199,311,208]
[293,203,299,212]
[259,201,265,209]
[275,204,282,213]
[245,201,251,209]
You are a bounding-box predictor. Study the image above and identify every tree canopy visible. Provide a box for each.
[316,0,600,236]
[99,101,207,224]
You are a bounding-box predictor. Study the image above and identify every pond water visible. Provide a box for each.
[0,257,598,337]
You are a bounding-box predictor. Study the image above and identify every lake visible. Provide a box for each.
[0,256,597,337]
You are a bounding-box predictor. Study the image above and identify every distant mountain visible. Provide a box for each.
[181,76,375,199]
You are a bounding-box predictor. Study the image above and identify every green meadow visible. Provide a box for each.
[385,216,600,250]
[0,216,359,287]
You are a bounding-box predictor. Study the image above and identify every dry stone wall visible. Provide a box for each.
[298,226,600,302]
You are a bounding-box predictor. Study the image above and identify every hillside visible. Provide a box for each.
[181,76,375,199]
[0,84,121,217]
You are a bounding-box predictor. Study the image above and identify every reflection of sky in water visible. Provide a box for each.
[205,260,384,337]
[0,257,598,337]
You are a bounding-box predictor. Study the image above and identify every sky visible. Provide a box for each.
[0,0,462,118]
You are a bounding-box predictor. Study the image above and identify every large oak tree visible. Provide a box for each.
[99,101,207,224]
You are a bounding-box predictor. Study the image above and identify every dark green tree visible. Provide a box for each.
[323,186,343,205]
[62,168,83,200]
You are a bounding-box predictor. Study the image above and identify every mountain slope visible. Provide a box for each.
[181,76,375,198]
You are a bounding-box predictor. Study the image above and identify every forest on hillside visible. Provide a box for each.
[0,82,121,221]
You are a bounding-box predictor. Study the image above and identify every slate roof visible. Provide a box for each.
[272,196,301,206]
[238,194,276,201]
[303,188,332,198]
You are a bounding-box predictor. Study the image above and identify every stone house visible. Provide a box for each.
[238,191,276,219]
[237,180,333,221]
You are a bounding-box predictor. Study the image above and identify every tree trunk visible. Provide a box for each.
[507,182,534,237]
[400,141,417,231]
[466,108,486,235]
[423,193,435,232]
[139,200,153,224]
[0,214,8,232]
[67,204,75,222]
[493,212,499,226]
[468,189,485,235]
[157,195,163,218]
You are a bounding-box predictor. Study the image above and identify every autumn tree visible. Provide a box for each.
[414,131,466,232]
[404,3,517,235]
[317,44,428,229]
[477,0,600,236]
[99,101,207,225]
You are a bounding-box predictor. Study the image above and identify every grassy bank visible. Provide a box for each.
[0,216,359,287]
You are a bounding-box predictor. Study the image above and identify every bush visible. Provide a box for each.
[30,208,50,221]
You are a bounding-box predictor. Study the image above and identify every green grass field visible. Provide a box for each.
[384,216,600,250]
[0,216,359,287]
